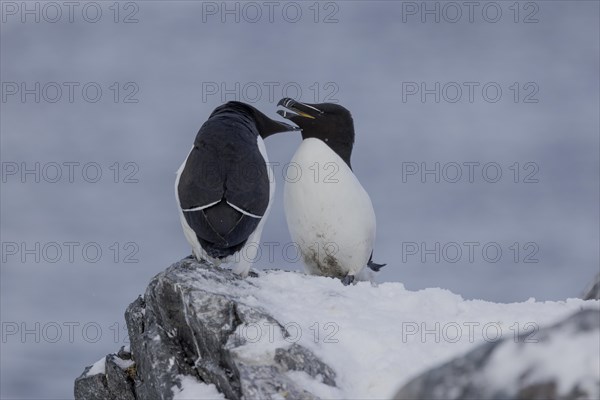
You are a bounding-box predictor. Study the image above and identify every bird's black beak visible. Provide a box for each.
[274,120,301,132]
[258,115,300,138]
[277,98,323,120]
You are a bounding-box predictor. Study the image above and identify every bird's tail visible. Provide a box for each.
[367,260,387,272]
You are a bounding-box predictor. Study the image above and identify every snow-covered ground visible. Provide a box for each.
[78,266,599,399]
[229,271,599,399]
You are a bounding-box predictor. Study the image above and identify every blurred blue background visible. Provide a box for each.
[1,1,598,398]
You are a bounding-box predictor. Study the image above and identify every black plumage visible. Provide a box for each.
[177,101,297,259]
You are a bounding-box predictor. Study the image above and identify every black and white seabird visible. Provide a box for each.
[277,98,385,285]
[176,101,298,276]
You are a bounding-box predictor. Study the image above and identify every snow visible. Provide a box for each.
[85,355,132,378]
[112,356,134,370]
[85,357,106,377]
[230,321,288,365]
[172,375,225,400]
[236,270,600,399]
[285,370,341,398]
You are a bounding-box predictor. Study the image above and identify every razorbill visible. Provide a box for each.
[277,98,385,285]
[176,101,298,277]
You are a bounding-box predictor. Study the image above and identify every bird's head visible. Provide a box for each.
[213,101,300,139]
[277,98,355,168]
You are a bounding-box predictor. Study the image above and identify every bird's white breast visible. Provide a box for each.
[284,138,376,277]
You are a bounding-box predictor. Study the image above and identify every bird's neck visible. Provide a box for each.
[303,135,353,170]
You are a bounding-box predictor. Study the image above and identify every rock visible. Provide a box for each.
[74,258,336,400]
[582,273,600,300]
[393,309,600,400]
[74,365,111,400]
[275,344,337,386]
[74,353,136,400]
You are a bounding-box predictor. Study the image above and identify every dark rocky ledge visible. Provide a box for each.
[74,258,336,400]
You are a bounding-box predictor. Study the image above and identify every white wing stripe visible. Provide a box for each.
[227,201,263,219]
[182,199,264,219]
[181,199,221,212]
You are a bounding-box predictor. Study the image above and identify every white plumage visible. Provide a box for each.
[284,137,376,278]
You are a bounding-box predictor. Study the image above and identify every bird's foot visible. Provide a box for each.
[341,275,355,286]
[232,261,251,278]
